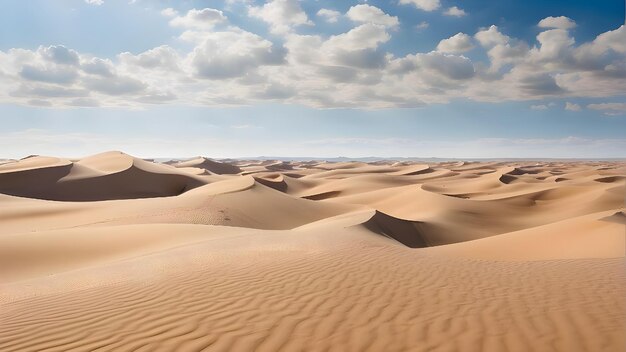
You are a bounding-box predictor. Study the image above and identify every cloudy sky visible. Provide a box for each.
[1,0,625,159]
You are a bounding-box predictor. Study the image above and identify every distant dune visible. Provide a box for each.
[0,152,624,351]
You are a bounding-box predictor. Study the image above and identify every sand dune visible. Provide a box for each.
[0,151,207,201]
[0,152,624,351]
[171,156,243,175]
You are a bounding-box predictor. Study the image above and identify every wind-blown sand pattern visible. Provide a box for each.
[0,151,624,351]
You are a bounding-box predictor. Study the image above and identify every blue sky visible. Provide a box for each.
[0,0,625,158]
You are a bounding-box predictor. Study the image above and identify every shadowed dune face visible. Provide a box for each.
[0,152,208,201]
[0,152,624,351]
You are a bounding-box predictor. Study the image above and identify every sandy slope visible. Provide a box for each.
[0,152,624,351]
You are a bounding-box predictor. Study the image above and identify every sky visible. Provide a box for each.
[0,0,625,159]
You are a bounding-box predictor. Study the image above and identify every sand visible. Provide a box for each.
[0,152,624,351]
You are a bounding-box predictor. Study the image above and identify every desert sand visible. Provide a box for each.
[0,151,624,351]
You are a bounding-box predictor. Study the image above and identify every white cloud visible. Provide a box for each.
[325,24,390,51]
[474,26,530,73]
[399,0,440,12]
[160,8,177,17]
[317,9,340,23]
[40,45,80,66]
[591,25,626,54]
[169,8,227,30]
[538,16,576,30]
[532,29,574,61]
[248,0,312,35]
[81,57,114,77]
[85,0,103,5]
[436,33,474,53]
[19,65,79,84]
[475,25,509,47]
[346,5,399,28]
[0,10,624,110]
[565,102,581,111]
[415,21,429,30]
[189,29,285,79]
[443,6,466,17]
[530,104,548,110]
[119,46,180,70]
[587,102,626,115]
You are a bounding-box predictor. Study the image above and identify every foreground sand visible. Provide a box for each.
[0,152,624,351]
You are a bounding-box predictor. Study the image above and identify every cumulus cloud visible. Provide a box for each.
[325,24,390,51]
[81,57,114,77]
[443,6,466,17]
[19,66,78,85]
[317,9,340,23]
[474,26,527,71]
[189,30,285,79]
[83,76,146,95]
[346,5,399,28]
[475,25,509,48]
[399,0,440,12]
[538,16,576,30]
[0,9,624,110]
[168,8,227,30]
[40,45,80,66]
[389,51,475,80]
[119,46,180,70]
[565,102,581,111]
[85,0,103,5]
[248,0,312,35]
[437,33,474,53]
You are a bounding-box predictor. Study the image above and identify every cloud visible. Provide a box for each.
[40,45,80,66]
[532,29,575,61]
[591,25,626,54]
[19,65,78,84]
[415,21,429,30]
[317,9,340,23]
[346,5,399,28]
[538,16,576,30]
[168,8,227,30]
[587,102,626,115]
[325,24,390,51]
[530,104,548,110]
[517,72,564,95]
[390,51,475,80]
[248,0,312,35]
[160,8,177,17]
[81,57,114,77]
[13,85,88,98]
[83,75,146,95]
[443,6,466,17]
[399,0,440,12]
[565,102,581,111]
[119,45,180,70]
[0,11,624,110]
[419,52,475,79]
[475,25,509,48]
[437,33,474,53]
[85,0,103,5]
[189,29,285,79]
